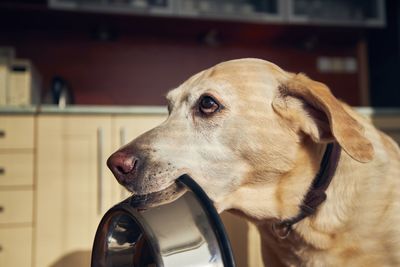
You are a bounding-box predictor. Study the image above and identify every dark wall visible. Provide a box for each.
[368,0,400,107]
[0,5,365,106]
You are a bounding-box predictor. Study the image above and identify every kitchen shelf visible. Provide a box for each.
[47,0,385,27]
[287,0,385,27]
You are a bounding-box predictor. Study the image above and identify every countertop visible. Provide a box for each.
[0,105,168,115]
[0,105,399,116]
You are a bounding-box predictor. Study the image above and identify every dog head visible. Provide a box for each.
[107,58,374,218]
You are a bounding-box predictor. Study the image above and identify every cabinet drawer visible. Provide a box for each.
[0,227,32,267]
[0,153,34,186]
[0,116,34,150]
[0,190,33,224]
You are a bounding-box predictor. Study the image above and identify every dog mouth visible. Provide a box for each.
[123,166,189,195]
[128,178,186,209]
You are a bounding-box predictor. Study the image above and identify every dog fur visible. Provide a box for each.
[107,58,400,266]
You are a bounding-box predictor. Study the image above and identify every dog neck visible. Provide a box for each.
[272,142,342,239]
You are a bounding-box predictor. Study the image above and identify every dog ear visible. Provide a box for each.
[272,73,374,163]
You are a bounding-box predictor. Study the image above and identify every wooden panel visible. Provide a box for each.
[0,152,34,186]
[36,115,113,267]
[247,222,264,267]
[220,212,264,267]
[221,212,250,267]
[0,227,32,267]
[0,190,33,224]
[0,116,34,150]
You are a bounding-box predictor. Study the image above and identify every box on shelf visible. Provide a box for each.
[0,58,8,106]
[7,59,41,107]
[0,47,15,106]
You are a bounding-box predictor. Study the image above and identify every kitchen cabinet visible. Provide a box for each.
[35,115,115,267]
[48,0,385,27]
[287,0,385,27]
[176,0,283,23]
[0,115,35,267]
[49,0,283,23]
[35,113,167,267]
[49,0,174,15]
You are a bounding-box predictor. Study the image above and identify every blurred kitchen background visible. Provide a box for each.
[0,0,399,267]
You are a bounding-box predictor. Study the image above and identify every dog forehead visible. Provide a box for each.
[166,58,288,105]
[207,59,287,101]
[210,58,288,79]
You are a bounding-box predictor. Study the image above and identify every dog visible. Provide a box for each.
[107,58,400,266]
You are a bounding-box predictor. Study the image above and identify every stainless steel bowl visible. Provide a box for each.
[91,174,236,267]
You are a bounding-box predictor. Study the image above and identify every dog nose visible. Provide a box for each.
[107,151,138,184]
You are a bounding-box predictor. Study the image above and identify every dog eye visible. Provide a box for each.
[199,95,220,115]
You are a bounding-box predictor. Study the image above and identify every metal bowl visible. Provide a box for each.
[91,174,236,267]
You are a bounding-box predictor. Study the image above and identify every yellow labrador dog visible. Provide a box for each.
[107,58,400,266]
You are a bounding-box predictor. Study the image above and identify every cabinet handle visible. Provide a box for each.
[0,245,2,252]
[0,130,5,138]
[0,167,4,175]
[119,127,126,147]
[0,206,4,213]
[97,127,104,215]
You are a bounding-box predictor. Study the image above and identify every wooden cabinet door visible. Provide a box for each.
[112,114,167,200]
[35,115,115,267]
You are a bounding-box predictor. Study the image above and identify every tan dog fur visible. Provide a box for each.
[109,58,400,266]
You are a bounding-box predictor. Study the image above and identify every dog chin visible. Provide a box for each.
[124,176,179,196]
[125,184,166,196]
[127,179,186,209]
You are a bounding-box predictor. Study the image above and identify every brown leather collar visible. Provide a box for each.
[272,142,341,239]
